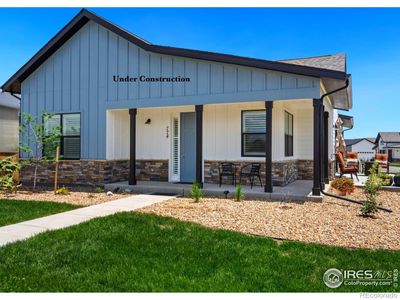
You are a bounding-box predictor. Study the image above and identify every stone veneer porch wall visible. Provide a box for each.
[204,160,313,186]
[20,159,168,186]
[20,159,316,187]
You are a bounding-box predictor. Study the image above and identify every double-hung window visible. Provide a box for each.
[45,113,81,159]
[284,111,294,157]
[242,110,266,157]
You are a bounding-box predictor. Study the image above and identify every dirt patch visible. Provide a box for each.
[0,186,126,206]
[139,187,400,250]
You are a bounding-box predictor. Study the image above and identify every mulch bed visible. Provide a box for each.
[139,187,400,250]
[0,186,125,206]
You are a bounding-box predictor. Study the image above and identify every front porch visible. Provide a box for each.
[105,179,317,201]
[106,98,334,196]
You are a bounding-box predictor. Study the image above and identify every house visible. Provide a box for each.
[345,138,375,161]
[0,90,20,155]
[374,132,400,162]
[1,9,353,196]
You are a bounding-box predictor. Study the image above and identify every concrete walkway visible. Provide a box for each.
[0,194,174,247]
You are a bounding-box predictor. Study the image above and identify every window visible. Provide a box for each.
[242,110,266,156]
[45,113,81,159]
[284,111,294,157]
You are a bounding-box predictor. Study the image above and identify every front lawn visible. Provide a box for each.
[0,212,398,292]
[0,199,78,227]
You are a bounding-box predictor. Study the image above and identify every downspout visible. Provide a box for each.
[10,92,21,101]
[317,77,392,213]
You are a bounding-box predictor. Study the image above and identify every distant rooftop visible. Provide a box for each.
[278,54,346,73]
[377,132,400,143]
[345,138,375,147]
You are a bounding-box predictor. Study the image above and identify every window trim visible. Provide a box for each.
[43,112,81,160]
[284,110,294,157]
[241,109,266,158]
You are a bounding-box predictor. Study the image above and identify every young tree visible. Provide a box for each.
[19,112,61,189]
[361,162,381,217]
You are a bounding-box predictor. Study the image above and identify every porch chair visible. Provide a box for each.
[336,152,359,181]
[346,151,359,169]
[239,163,263,189]
[218,162,236,187]
[374,153,390,173]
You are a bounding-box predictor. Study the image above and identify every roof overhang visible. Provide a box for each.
[338,114,354,129]
[322,74,352,111]
[2,9,349,94]
[0,90,20,110]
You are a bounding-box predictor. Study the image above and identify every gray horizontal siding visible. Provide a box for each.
[21,21,320,160]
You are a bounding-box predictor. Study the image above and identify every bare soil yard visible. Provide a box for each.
[139,187,400,250]
[1,187,125,206]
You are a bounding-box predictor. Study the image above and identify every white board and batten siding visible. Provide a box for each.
[21,20,321,160]
[106,100,321,166]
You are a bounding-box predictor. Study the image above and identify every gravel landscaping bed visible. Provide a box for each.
[1,187,125,206]
[139,187,400,250]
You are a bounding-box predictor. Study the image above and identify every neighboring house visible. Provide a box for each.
[345,138,375,161]
[1,9,353,196]
[0,89,20,154]
[374,132,400,162]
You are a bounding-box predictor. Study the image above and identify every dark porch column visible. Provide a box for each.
[312,99,322,196]
[129,108,137,185]
[264,101,273,193]
[195,105,203,187]
[323,111,330,184]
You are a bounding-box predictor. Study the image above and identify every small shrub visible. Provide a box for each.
[56,186,70,195]
[191,182,202,203]
[361,199,378,216]
[94,187,104,193]
[362,162,381,217]
[235,184,244,202]
[331,177,355,195]
[0,158,21,193]
[378,173,393,186]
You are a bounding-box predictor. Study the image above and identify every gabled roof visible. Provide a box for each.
[345,138,375,147]
[279,54,346,73]
[375,132,400,144]
[1,9,349,95]
[0,90,20,110]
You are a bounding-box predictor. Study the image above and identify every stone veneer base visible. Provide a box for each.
[205,159,312,186]
[20,159,315,187]
[20,159,168,186]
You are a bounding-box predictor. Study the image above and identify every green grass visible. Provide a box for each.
[0,199,78,227]
[0,212,398,292]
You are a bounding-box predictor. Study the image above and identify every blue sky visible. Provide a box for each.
[0,7,399,139]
